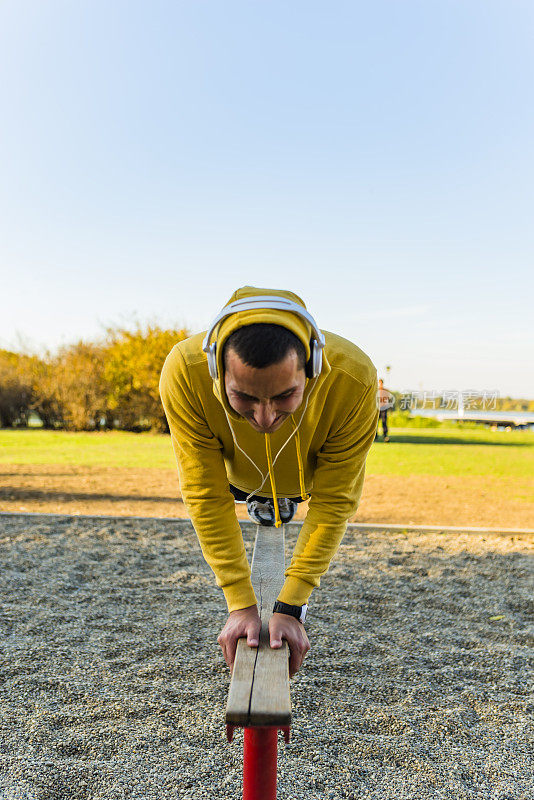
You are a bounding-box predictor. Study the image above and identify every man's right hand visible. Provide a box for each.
[217,604,261,674]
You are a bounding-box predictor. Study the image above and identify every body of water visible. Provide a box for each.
[412,409,534,429]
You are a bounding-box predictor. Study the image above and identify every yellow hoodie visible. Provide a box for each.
[159,286,378,612]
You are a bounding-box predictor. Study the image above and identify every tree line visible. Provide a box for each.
[0,325,188,431]
[2,327,532,431]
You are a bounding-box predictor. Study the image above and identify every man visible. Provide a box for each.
[377,378,393,442]
[159,286,378,678]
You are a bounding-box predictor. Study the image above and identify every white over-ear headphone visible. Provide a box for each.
[202,295,326,381]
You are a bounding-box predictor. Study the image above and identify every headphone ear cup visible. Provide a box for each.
[207,343,218,380]
[306,340,319,378]
[309,340,322,378]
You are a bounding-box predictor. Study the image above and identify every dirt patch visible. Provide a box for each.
[0,464,533,529]
[357,473,534,529]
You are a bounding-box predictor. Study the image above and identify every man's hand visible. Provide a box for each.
[217,604,261,673]
[269,612,310,678]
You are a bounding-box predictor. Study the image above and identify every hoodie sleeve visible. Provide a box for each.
[277,375,378,607]
[159,346,257,612]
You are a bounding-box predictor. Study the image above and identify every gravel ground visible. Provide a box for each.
[0,514,532,800]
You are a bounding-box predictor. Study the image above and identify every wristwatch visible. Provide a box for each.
[273,600,308,624]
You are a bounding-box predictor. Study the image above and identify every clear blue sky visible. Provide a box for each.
[1,1,533,397]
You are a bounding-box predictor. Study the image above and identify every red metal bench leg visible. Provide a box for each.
[243,727,278,800]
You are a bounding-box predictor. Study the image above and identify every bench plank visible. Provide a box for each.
[225,525,291,727]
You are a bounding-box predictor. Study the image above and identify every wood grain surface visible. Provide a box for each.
[225,525,291,727]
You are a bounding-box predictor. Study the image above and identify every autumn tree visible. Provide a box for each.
[49,341,109,430]
[1,324,189,430]
[103,324,188,431]
[0,350,34,427]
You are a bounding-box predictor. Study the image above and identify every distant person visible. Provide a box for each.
[376,378,393,442]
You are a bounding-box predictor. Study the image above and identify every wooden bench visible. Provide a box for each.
[225,523,291,729]
[225,524,292,799]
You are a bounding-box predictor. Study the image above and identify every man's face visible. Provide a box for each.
[224,348,306,433]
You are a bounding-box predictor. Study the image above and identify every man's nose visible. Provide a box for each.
[254,403,277,429]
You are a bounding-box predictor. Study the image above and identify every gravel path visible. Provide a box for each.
[1,515,532,799]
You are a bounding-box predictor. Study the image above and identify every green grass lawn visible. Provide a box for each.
[0,429,176,469]
[1,426,533,478]
[367,427,534,478]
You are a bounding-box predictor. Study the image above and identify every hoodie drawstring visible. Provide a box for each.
[264,420,310,528]
[223,379,316,526]
[264,434,281,527]
[292,423,311,503]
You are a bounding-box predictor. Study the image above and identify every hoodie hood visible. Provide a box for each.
[208,286,332,526]
[210,285,329,420]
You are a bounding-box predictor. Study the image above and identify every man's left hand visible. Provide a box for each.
[269,612,310,678]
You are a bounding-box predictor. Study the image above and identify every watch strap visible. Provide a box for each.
[273,600,308,624]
